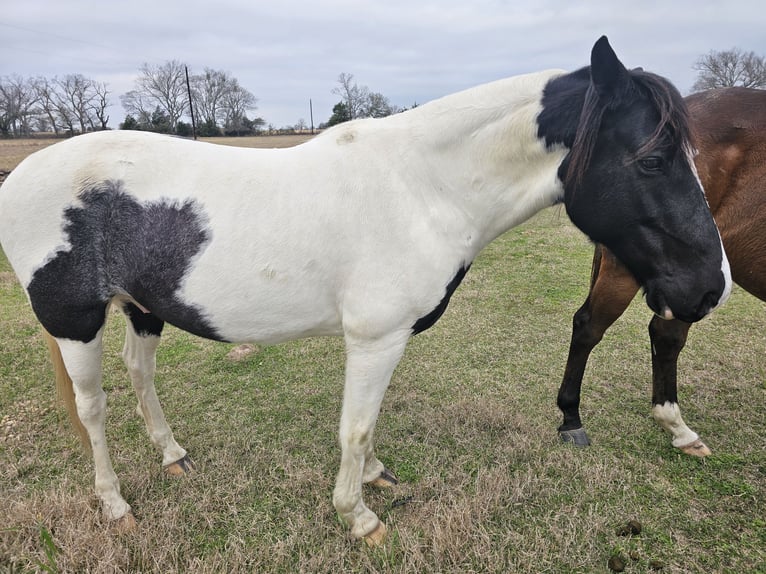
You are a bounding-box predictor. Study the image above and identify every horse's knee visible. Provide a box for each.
[74,389,107,426]
[571,304,600,347]
[649,316,689,357]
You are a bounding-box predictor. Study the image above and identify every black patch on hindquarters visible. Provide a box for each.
[411,264,470,335]
[27,180,224,343]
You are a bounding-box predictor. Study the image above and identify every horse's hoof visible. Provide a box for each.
[114,512,138,532]
[164,454,195,476]
[559,427,591,447]
[368,467,399,488]
[363,521,387,547]
[678,439,711,457]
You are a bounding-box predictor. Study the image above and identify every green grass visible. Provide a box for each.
[1,209,765,573]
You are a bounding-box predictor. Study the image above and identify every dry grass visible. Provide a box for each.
[1,138,764,573]
[200,134,314,149]
[0,134,314,174]
[0,138,60,173]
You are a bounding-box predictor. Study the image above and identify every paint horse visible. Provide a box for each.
[558,87,765,455]
[0,37,731,545]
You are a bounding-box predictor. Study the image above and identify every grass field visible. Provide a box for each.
[0,136,764,573]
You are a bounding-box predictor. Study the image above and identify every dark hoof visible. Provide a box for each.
[559,427,591,447]
[368,467,399,488]
[164,454,195,476]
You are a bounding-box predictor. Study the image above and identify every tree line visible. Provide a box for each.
[0,61,264,138]
[0,74,110,136]
[119,61,263,137]
[1,48,764,138]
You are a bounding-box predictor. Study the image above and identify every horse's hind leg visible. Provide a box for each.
[121,304,191,474]
[333,331,409,545]
[55,326,134,525]
[647,316,709,456]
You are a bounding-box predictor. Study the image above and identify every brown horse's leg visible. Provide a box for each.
[558,246,639,446]
[647,316,710,455]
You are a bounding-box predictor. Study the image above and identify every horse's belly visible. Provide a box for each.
[206,299,343,344]
[177,265,344,344]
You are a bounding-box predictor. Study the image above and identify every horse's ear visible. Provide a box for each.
[590,36,631,102]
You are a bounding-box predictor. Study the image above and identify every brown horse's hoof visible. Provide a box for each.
[368,467,398,488]
[164,454,195,476]
[679,439,712,457]
[363,521,387,547]
[114,512,138,532]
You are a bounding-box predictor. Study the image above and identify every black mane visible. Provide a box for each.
[538,66,694,191]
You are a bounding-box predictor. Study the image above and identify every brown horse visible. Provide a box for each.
[558,87,766,456]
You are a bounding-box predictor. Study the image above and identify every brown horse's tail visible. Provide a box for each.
[42,329,92,453]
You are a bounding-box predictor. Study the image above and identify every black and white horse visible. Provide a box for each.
[0,37,730,544]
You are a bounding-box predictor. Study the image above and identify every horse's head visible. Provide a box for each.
[546,37,731,323]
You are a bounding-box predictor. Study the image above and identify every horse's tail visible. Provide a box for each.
[42,329,91,453]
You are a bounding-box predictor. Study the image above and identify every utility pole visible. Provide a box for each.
[185,65,197,140]
[310,99,314,134]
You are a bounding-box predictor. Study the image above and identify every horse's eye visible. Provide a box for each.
[639,157,663,172]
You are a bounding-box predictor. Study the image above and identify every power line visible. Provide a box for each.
[0,21,167,71]
[0,21,113,50]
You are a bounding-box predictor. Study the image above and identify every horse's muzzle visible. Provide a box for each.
[646,262,732,324]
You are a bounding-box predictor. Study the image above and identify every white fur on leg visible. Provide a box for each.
[651,401,699,448]
[333,331,408,541]
[122,326,187,467]
[362,449,386,484]
[58,330,132,521]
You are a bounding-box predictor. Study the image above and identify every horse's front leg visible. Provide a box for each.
[647,315,709,456]
[558,246,638,446]
[333,331,408,546]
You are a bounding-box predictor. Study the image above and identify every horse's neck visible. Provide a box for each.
[404,69,569,248]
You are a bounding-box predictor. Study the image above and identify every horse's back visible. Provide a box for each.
[0,132,353,342]
[0,130,473,345]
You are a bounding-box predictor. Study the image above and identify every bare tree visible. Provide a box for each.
[331,73,398,121]
[190,68,231,127]
[221,79,258,134]
[129,60,188,132]
[0,75,37,136]
[31,77,62,135]
[364,92,398,118]
[0,73,108,136]
[331,73,370,120]
[90,81,110,130]
[56,74,99,134]
[120,89,152,127]
[121,63,258,134]
[692,47,766,91]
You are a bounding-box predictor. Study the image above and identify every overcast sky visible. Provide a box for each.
[2,1,764,129]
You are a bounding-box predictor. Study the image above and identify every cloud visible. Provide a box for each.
[2,0,764,127]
